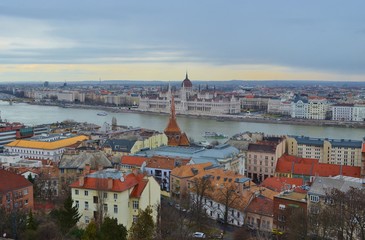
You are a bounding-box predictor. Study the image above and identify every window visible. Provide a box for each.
[114,193,118,200]
[103,204,108,212]
[279,204,286,210]
[23,189,28,195]
[93,196,98,204]
[310,195,319,203]
[133,200,139,209]
[85,201,89,210]
[84,190,88,196]
[133,215,138,223]
[114,205,118,214]
[25,199,28,205]
[75,200,79,209]
[103,192,108,199]
[85,216,90,224]
[75,189,79,195]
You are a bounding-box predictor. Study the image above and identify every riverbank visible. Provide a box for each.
[25,101,365,129]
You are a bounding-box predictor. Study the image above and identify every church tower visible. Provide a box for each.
[164,95,190,146]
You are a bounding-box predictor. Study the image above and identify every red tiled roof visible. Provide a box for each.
[145,156,190,170]
[121,156,148,167]
[70,172,144,192]
[362,143,365,153]
[0,169,32,193]
[130,179,148,198]
[261,177,304,192]
[276,154,361,178]
[245,196,273,217]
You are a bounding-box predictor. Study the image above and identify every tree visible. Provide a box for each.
[82,221,98,240]
[51,195,81,232]
[216,183,241,233]
[100,217,127,240]
[27,174,34,184]
[27,210,37,231]
[189,176,212,228]
[129,206,155,240]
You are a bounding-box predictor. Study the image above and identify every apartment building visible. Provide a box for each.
[286,136,363,167]
[246,137,286,182]
[0,169,34,212]
[70,168,160,229]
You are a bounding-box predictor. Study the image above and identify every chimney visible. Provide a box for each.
[84,164,91,175]
[108,178,113,190]
[79,176,84,187]
[132,168,139,176]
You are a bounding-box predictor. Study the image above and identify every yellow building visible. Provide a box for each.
[102,131,167,157]
[70,168,160,230]
[286,136,363,167]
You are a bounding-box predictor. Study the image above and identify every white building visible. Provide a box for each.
[139,74,240,115]
[5,134,89,162]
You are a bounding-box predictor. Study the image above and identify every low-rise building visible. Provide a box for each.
[0,169,34,212]
[5,134,89,162]
[275,154,361,182]
[70,168,160,230]
[273,191,307,232]
[170,162,213,199]
[245,196,274,233]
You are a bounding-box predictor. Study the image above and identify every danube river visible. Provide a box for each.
[0,101,363,141]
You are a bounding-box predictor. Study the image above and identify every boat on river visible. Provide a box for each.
[97,112,108,116]
[203,131,228,139]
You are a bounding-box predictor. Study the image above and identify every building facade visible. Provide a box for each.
[286,136,363,167]
[70,169,160,230]
[0,169,34,212]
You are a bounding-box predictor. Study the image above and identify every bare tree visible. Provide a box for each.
[216,183,241,233]
[189,176,213,228]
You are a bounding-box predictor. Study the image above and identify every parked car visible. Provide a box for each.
[193,232,206,238]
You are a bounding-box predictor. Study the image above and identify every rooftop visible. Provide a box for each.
[0,169,32,193]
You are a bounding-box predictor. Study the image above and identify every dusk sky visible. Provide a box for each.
[1,1,364,82]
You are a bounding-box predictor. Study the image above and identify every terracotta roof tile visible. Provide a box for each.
[121,156,148,167]
[145,156,190,170]
[70,173,144,192]
[171,162,212,178]
[276,154,361,178]
[0,169,32,193]
[245,196,274,217]
[261,177,304,192]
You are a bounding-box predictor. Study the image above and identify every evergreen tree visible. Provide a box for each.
[82,221,98,240]
[27,174,34,184]
[51,195,81,232]
[62,195,81,231]
[100,217,127,240]
[26,210,37,230]
[129,206,155,240]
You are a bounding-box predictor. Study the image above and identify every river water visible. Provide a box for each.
[0,101,363,141]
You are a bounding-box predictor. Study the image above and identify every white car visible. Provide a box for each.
[193,232,206,238]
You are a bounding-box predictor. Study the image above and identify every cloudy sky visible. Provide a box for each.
[0,0,364,82]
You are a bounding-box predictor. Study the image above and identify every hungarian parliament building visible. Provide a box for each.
[138,74,240,115]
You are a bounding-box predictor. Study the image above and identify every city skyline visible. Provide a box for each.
[1,1,365,82]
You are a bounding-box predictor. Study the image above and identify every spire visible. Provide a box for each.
[170,95,176,119]
[185,71,189,80]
